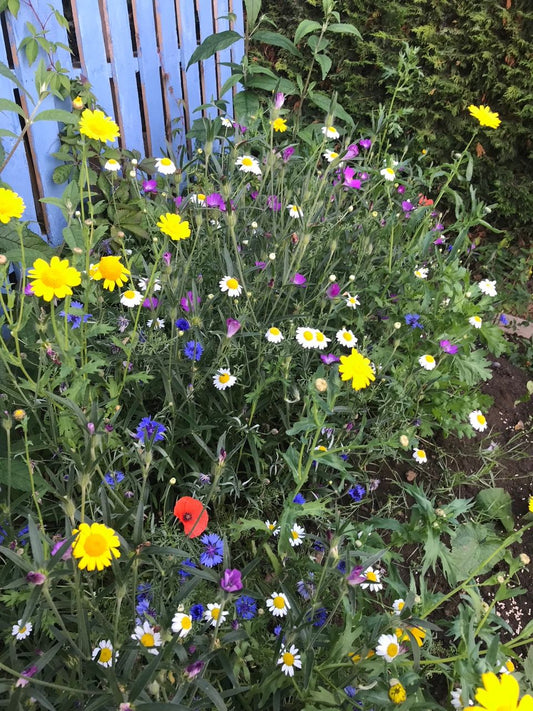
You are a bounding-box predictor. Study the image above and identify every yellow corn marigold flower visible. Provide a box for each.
[471,672,533,711]
[389,680,407,704]
[339,348,376,391]
[28,256,82,302]
[528,496,533,514]
[90,255,130,291]
[157,213,191,241]
[13,409,26,421]
[79,108,120,142]
[271,117,288,133]
[0,187,25,223]
[468,104,501,129]
[72,521,120,571]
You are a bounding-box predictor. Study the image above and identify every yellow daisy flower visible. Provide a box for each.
[71,521,120,571]
[79,109,120,143]
[468,104,501,129]
[471,672,533,711]
[0,187,25,223]
[28,256,81,302]
[90,255,130,291]
[339,348,376,391]
[157,213,191,241]
[271,117,288,133]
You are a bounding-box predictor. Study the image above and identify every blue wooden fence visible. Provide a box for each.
[0,0,244,244]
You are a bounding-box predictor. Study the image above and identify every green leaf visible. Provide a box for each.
[233,90,260,124]
[52,164,72,184]
[0,97,26,120]
[308,90,355,127]
[0,60,26,95]
[443,522,503,584]
[252,31,302,57]
[33,108,79,124]
[219,72,242,98]
[327,22,362,40]
[294,19,322,45]
[244,0,261,29]
[0,458,49,492]
[0,224,55,263]
[187,30,242,69]
[315,53,332,81]
[476,488,514,532]
[0,128,19,139]
[193,678,228,711]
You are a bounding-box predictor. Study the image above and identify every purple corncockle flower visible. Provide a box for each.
[24,283,34,295]
[397,185,405,194]
[206,192,226,211]
[180,291,201,313]
[267,194,282,211]
[359,138,372,150]
[185,660,205,680]
[15,665,38,688]
[433,236,445,245]
[282,146,294,162]
[226,318,241,338]
[343,166,362,189]
[347,565,366,586]
[233,121,247,134]
[220,568,243,592]
[142,179,157,194]
[255,261,267,270]
[274,92,285,109]
[26,571,46,585]
[292,273,306,286]
[439,340,458,354]
[326,282,340,298]
[142,297,159,310]
[174,196,183,209]
[344,143,359,159]
[320,353,340,365]
[402,200,415,213]
[51,538,72,560]
[163,252,172,266]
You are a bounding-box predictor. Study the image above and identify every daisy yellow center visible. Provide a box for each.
[219,373,230,384]
[477,414,486,425]
[342,333,351,341]
[303,330,314,341]
[108,159,118,166]
[283,652,295,666]
[387,643,399,657]
[273,596,286,609]
[181,616,192,630]
[241,157,253,167]
[269,327,280,336]
[19,626,27,634]
[329,152,339,159]
[417,449,425,458]
[226,278,239,290]
[366,571,377,582]
[198,193,206,201]
[211,607,220,620]
[140,632,155,647]
[327,127,335,133]
[160,158,172,166]
[316,332,325,342]
[291,530,300,539]
[425,355,435,363]
[316,445,327,451]
[505,660,515,672]
[84,533,108,557]
[397,601,404,610]
[99,647,112,663]
[124,290,135,299]
[384,168,394,176]
[292,205,300,211]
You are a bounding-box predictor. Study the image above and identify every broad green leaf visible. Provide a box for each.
[187,30,242,69]
[315,53,332,80]
[252,30,302,57]
[0,128,18,139]
[308,90,355,127]
[219,72,242,98]
[327,22,362,40]
[233,90,260,123]
[33,108,79,124]
[0,458,49,492]
[0,97,26,120]
[0,60,26,95]
[476,488,514,532]
[0,224,55,263]
[294,19,321,45]
[244,0,261,29]
[52,164,72,184]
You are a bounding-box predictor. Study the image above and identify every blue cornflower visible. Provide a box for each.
[190,603,204,621]
[134,416,166,444]
[178,558,197,581]
[337,560,346,574]
[137,583,152,594]
[175,318,190,331]
[344,685,357,698]
[183,340,203,361]
[293,493,305,505]
[296,578,316,601]
[104,470,125,488]
[499,313,509,326]
[348,484,366,502]
[136,596,151,616]
[404,313,423,329]
[313,540,326,552]
[307,606,328,627]
[59,300,92,329]
[273,624,282,637]
[199,533,224,567]
[235,595,257,620]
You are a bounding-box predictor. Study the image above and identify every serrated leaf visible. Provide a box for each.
[294,19,322,45]
[252,31,302,57]
[187,30,242,69]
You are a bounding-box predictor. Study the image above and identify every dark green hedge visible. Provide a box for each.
[258,0,533,240]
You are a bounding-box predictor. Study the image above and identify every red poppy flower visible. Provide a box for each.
[418,194,434,207]
[173,497,208,538]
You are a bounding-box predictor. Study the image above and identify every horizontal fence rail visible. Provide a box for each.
[0,0,243,243]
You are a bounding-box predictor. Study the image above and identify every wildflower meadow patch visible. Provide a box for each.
[0,1,532,709]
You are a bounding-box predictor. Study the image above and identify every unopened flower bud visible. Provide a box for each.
[400,435,409,447]
[0,254,7,265]
[315,378,328,392]
[519,553,530,565]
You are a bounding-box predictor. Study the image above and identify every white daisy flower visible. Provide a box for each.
[92,639,116,667]
[412,448,427,463]
[418,354,436,371]
[380,167,395,181]
[104,158,120,172]
[345,293,360,308]
[155,157,176,175]
[469,410,488,432]
[451,688,474,709]
[392,599,405,615]
[147,318,165,329]
[204,603,228,628]
[190,193,207,206]
[12,619,32,640]
[235,155,261,176]
[414,266,429,279]
[375,633,401,662]
[213,368,237,390]
[137,277,161,292]
[469,315,482,328]
[219,276,243,297]
[499,659,516,674]
[360,566,383,592]
[120,289,143,307]
[314,330,330,350]
[266,592,290,617]
[478,279,497,297]
[131,621,162,655]
[289,523,306,547]
[323,149,340,163]
[336,327,358,348]
[321,125,339,139]
[287,204,303,218]
[171,612,193,638]
[278,644,302,676]
[265,520,280,535]
[220,116,233,128]
[265,326,284,343]
[295,326,318,349]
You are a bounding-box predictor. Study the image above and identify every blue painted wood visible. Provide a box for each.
[176,0,203,132]
[215,0,235,106]
[196,0,217,118]
[130,0,167,156]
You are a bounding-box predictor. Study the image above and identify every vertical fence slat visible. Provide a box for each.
[131,0,167,156]
[213,0,234,106]
[102,0,144,153]
[195,0,217,117]
[176,0,203,129]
